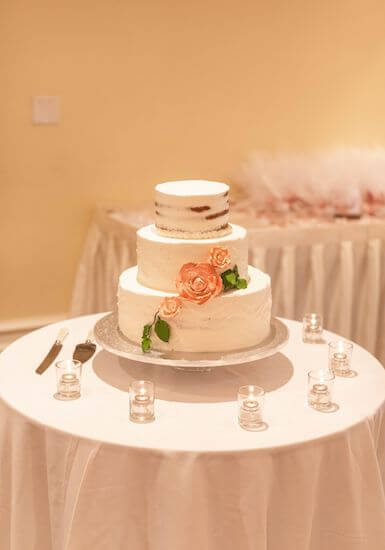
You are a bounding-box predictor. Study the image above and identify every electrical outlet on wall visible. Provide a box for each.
[32,96,59,124]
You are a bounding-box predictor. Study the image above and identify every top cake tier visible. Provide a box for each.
[155,180,231,239]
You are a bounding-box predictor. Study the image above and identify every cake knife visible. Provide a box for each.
[72,330,96,364]
[35,328,69,375]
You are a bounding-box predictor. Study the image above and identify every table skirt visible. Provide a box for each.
[1,398,385,550]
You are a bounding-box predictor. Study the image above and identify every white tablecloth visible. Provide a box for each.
[1,314,385,550]
[70,209,385,365]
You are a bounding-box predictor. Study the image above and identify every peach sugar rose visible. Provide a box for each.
[209,247,231,270]
[159,297,182,319]
[176,263,223,305]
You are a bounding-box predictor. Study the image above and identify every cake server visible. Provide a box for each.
[35,327,69,375]
[72,330,96,364]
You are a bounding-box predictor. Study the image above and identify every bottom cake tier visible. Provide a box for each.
[118,265,272,353]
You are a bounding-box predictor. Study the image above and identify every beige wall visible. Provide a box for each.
[2,0,385,321]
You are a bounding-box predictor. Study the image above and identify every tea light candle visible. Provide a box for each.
[240,399,262,423]
[307,368,335,411]
[308,383,331,409]
[333,352,348,362]
[134,394,150,404]
[242,399,259,411]
[303,313,323,343]
[313,383,327,392]
[54,359,82,401]
[328,340,354,376]
[129,380,155,423]
[310,317,319,330]
[332,351,348,369]
[238,385,265,431]
[59,372,80,393]
[310,383,329,398]
[62,373,76,383]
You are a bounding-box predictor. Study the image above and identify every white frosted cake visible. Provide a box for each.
[118,180,272,353]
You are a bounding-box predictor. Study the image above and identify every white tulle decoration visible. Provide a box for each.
[233,149,385,222]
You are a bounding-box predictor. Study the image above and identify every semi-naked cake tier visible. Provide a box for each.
[137,223,248,292]
[118,266,272,353]
[155,180,231,239]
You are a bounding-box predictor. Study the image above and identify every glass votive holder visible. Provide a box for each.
[303,313,323,343]
[328,340,355,377]
[129,380,155,423]
[238,385,267,431]
[54,359,82,401]
[307,368,335,412]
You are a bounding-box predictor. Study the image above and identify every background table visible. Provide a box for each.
[70,209,385,365]
[1,314,385,550]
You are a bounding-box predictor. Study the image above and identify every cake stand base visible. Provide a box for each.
[94,313,289,371]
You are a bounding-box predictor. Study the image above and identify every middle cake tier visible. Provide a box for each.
[137,223,248,292]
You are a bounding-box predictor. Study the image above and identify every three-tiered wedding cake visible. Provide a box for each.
[118,180,272,352]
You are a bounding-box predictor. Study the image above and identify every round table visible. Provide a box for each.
[0,315,384,550]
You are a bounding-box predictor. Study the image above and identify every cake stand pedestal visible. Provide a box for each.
[94,313,289,372]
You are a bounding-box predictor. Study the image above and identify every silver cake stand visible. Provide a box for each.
[94,313,289,372]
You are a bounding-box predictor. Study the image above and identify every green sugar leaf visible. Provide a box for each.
[155,318,170,342]
[141,337,152,352]
[221,278,233,291]
[236,278,248,289]
[221,270,233,291]
[225,272,237,286]
[221,266,247,292]
[221,269,233,280]
[142,324,152,338]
